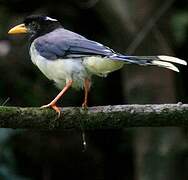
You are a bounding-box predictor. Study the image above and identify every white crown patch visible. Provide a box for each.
[45,17,58,22]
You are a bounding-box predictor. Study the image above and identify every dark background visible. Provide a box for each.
[0,0,188,179]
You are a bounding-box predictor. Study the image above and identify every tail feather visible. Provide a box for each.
[152,60,179,72]
[109,54,187,72]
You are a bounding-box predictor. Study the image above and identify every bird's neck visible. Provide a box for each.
[29,23,62,42]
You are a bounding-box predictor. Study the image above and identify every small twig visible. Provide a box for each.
[81,131,87,152]
[127,0,175,54]
[1,97,10,106]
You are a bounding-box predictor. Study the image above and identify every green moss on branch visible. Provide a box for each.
[0,104,187,130]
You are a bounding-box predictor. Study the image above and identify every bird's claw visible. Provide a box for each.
[82,102,88,110]
[40,103,61,117]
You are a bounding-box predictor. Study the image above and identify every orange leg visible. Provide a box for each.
[41,80,73,114]
[82,78,91,108]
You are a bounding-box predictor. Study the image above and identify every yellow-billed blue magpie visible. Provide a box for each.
[8,15,187,114]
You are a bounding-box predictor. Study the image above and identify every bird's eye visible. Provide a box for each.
[26,21,40,34]
[29,21,39,30]
[31,22,37,27]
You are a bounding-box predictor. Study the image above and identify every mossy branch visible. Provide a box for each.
[0,104,188,130]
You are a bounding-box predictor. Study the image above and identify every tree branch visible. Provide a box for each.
[0,104,188,130]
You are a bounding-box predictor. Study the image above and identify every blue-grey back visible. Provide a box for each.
[33,28,114,60]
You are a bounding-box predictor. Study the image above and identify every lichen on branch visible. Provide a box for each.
[0,104,187,130]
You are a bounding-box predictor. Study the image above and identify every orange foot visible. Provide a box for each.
[41,103,61,116]
[82,102,88,109]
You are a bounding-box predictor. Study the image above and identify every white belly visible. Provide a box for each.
[30,44,89,89]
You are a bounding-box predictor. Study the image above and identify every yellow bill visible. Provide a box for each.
[8,24,28,34]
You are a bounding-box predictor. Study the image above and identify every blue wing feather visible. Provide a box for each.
[34,28,114,60]
[33,28,157,65]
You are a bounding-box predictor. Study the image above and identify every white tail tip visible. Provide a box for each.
[158,55,187,65]
[152,60,180,72]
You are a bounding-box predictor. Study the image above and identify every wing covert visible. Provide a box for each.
[34,28,114,60]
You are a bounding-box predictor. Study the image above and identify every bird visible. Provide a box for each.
[8,15,187,114]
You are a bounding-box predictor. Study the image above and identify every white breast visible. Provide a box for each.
[30,43,89,89]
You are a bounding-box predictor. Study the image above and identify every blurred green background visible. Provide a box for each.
[0,0,188,179]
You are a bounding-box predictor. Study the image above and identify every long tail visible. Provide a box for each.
[109,55,187,72]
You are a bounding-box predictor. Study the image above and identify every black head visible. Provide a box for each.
[24,15,62,38]
[8,15,62,40]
